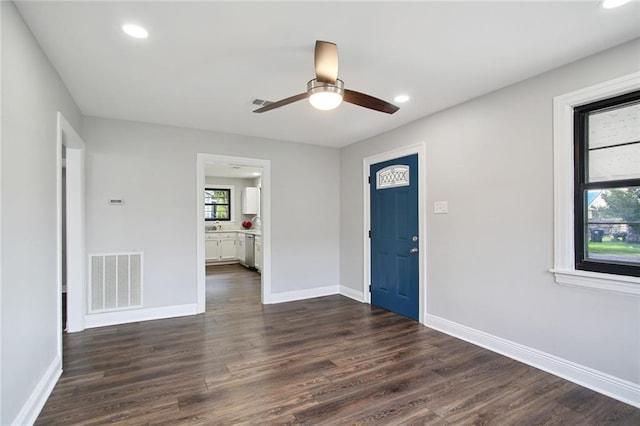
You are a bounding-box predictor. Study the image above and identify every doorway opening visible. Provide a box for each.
[196,154,272,312]
[56,112,86,357]
[204,164,263,306]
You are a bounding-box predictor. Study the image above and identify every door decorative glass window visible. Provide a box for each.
[376,165,410,190]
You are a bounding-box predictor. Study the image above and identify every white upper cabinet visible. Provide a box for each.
[242,187,260,215]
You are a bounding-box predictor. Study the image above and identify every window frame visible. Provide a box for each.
[204,187,231,221]
[573,91,640,278]
[552,72,640,296]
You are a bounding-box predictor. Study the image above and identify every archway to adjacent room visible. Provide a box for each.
[196,153,272,312]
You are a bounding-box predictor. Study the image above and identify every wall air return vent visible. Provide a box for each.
[89,252,143,313]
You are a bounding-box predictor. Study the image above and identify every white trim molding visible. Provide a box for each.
[551,268,640,296]
[339,285,365,302]
[84,303,198,329]
[363,143,428,323]
[424,313,640,409]
[57,112,87,334]
[12,356,62,426]
[552,72,640,296]
[268,285,338,304]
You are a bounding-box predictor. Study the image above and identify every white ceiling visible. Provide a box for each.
[15,1,640,148]
[205,163,262,178]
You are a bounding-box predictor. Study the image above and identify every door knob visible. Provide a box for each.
[410,248,418,254]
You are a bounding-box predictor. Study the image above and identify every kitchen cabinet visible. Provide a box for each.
[205,236,218,261]
[206,232,237,263]
[242,187,260,215]
[254,235,263,272]
[219,236,237,261]
[237,233,246,263]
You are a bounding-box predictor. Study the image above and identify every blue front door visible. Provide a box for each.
[370,154,419,321]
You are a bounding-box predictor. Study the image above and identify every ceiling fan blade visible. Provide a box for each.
[314,40,338,83]
[253,93,308,113]
[343,89,399,114]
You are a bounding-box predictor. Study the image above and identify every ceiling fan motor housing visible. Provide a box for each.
[307,78,345,110]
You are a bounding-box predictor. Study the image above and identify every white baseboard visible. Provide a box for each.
[424,313,640,409]
[84,304,198,329]
[13,355,62,425]
[339,285,365,302]
[267,285,339,304]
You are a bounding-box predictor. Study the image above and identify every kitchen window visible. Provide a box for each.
[574,91,640,277]
[552,72,640,296]
[205,188,231,221]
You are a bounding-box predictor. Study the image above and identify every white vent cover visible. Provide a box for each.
[252,98,273,107]
[89,252,142,313]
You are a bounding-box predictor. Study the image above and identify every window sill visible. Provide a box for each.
[551,269,640,296]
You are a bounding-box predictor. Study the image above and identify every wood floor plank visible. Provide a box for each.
[36,264,639,424]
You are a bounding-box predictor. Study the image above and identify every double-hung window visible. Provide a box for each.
[204,188,231,221]
[574,91,640,277]
[552,72,640,295]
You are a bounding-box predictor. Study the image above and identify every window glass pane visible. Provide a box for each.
[215,206,229,219]
[588,143,640,182]
[213,190,229,204]
[587,100,640,183]
[585,187,640,265]
[205,205,215,220]
[588,101,640,149]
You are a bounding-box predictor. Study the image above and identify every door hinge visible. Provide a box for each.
[369,285,372,292]
[368,176,371,184]
[368,230,371,238]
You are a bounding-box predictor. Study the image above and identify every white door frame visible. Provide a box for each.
[56,112,86,345]
[196,153,272,311]
[363,142,427,324]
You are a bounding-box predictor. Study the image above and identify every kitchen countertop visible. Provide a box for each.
[205,229,261,235]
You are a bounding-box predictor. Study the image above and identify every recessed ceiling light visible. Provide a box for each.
[122,24,148,39]
[601,0,631,8]
[394,95,410,104]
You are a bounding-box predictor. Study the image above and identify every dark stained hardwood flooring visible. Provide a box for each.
[37,264,640,425]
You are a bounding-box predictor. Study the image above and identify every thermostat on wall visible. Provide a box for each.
[109,199,124,205]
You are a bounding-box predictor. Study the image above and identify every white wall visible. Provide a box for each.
[340,39,640,385]
[0,2,83,423]
[204,176,255,225]
[83,116,340,307]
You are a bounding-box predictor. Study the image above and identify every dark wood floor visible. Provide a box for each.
[37,264,639,425]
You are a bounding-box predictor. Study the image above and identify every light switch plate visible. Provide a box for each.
[434,201,448,214]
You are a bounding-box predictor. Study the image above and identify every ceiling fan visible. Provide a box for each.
[253,41,399,114]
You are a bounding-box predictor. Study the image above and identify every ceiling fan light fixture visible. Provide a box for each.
[307,79,344,111]
[122,23,148,39]
[601,0,631,8]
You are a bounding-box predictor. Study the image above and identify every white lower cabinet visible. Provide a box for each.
[205,235,218,262]
[206,232,238,263]
[237,233,246,263]
[218,237,236,261]
[254,236,263,272]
